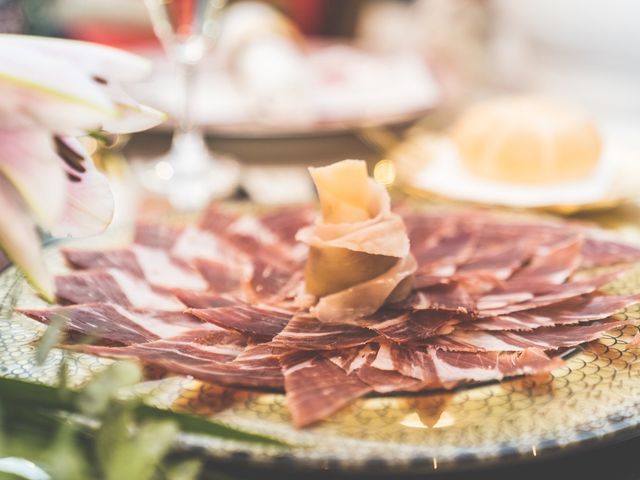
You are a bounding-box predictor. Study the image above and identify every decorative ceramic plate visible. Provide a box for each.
[3,237,640,475]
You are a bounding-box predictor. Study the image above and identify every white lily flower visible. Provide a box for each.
[0,35,166,301]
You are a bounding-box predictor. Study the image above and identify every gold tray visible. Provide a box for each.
[2,232,640,474]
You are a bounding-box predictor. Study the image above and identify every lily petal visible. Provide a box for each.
[0,43,117,133]
[99,82,167,133]
[50,137,114,238]
[0,34,152,82]
[0,174,54,301]
[0,129,67,229]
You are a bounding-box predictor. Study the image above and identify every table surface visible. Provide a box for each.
[5,128,640,480]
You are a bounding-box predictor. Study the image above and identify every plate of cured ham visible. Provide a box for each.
[3,160,640,474]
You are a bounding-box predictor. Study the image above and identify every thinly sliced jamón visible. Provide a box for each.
[55,269,185,310]
[500,236,583,292]
[272,315,376,350]
[476,270,624,316]
[411,284,476,313]
[280,352,372,428]
[194,258,247,293]
[77,328,248,364]
[259,205,315,245]
[370,343,440,384]
[134,222,181,249]
[360,308,459,343]
[425,318,627,352]
[413,228,477,277]
[190,305,292,338]
[63,246,208,292]
[581,237,640,268]
[431,348,563,385]
[174,291,244,309]
[20,303,202,345]
[466,293,640,331]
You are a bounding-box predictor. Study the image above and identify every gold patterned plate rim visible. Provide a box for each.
[3,233,640,474]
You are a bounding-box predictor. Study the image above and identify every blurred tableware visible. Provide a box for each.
[139,0,239,208]
[394,131,638,214]
[130,41,440,139]
[241,165,315,205]
[388,95,640,214]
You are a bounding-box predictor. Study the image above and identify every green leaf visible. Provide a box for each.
[163,459,202,480]
[102,420,178,480]
[134,405,287,447]
[0,376,288,447]
[75,361,142,416]
[38,424,91,480]
[35,315,66,365]
[95,402,134,476]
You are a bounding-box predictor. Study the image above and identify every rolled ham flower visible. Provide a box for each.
[0,34,165,301]
[296,159,416,323]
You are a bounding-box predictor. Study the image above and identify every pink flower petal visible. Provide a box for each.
[50,137,114,238]
[0,42,116,133]
[0,129,67,229]
[99,83,167,133]
[0,34,152,82]
[0,174,53,301]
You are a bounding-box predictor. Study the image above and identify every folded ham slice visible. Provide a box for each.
[297,159,416,323]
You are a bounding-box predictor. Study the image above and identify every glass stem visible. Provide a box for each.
[178,60,196,134]
[170,59,210,176]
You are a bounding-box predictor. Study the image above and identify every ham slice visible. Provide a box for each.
[311,254,417,324]
[477,270,623,316]
[134,222,181,249]
[581,237,640,268]
[21,303,202,344]
[455,241,531,282]
[55,269,185,310]
[280,352,372,428]
[297,162,416,323]
[426,319,627,352]
[64,246,208,292]
[190,305,292,338]
[78,328,248,364]
[370,343,561,386]
[174,291,244,309]
[414,228,477,278]
[411,284,475,313]
[467,293,640,331]
[356,346,424,393]
[500,236,583,293]
[360,308,459,343]
[259,205,315,245]
[370,343,440,384]
[247,260,303,303]
[194,258,248,293]
[272,315,375,350]
[431,348,563,384]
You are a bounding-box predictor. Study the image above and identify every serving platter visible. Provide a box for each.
[3,217,640,475]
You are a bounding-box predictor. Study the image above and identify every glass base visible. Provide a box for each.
[134,132,240,210]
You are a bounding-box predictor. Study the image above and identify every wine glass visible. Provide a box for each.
[141,0,239,209]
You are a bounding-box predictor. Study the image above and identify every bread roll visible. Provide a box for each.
[451,96,602,184]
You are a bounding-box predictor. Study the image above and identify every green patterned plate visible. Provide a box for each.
[2,237,640,475]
